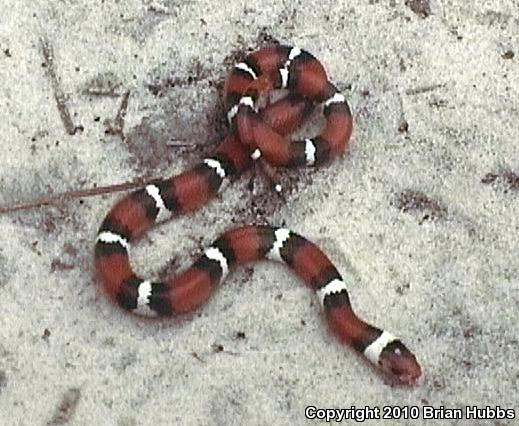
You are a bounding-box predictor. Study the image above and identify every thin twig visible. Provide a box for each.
[40,36,82,135]
[104,90,130,138]
[405,83,445,95]
[166,140,200,148]
[0,177,151,214]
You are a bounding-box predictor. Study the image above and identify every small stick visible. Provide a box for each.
[40,36,82,135]
[166,139,200,148]
[104,90,130,138]
[405,83,445,96]
[0,177,151,214]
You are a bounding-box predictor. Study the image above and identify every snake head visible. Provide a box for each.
[378,340,422,386]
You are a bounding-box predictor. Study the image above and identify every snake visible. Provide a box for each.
[94,45,422,386]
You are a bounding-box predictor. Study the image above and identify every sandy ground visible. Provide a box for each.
[1,0,518,425]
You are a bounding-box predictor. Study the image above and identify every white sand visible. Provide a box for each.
[1,0,518,424]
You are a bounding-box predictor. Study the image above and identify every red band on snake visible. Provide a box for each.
[94,45,422,386]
